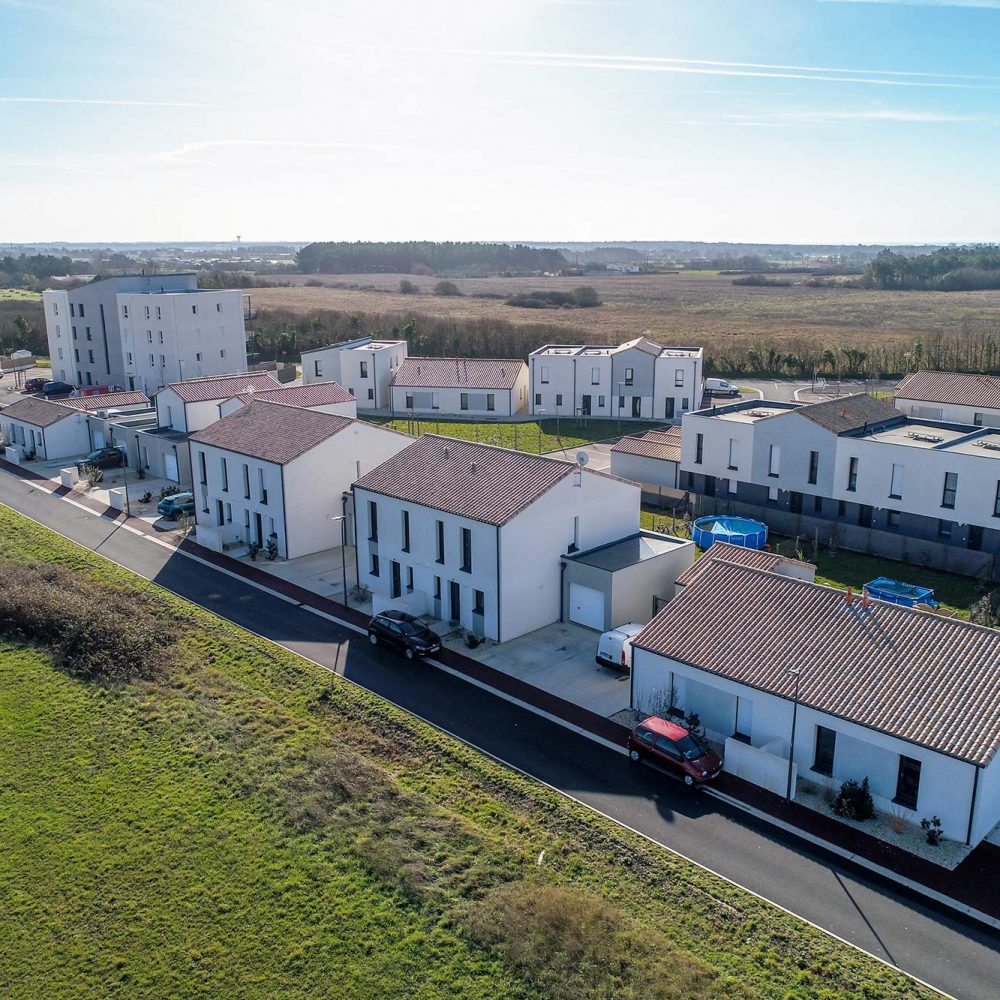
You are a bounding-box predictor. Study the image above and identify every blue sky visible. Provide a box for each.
[2,0,999,243]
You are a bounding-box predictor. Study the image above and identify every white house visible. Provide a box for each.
[895,370,1000,427]
[0,397,91,461]
[154,373,282,434]
[188,400,412,560]
[219,381,357,419]
[610,427,683,493]
[300,337,407,409]
[352,435,641,642]
[631,556,1000,847]
[528,337,702,422]
[389,357,529,417]
[42,273,248,393]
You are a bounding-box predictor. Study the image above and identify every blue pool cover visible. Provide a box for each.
[864,577,938,608]
[692,515,768,550]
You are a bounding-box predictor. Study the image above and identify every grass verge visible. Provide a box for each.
[0,505,932,998]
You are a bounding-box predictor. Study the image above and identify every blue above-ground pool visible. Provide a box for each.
[692,515,768,550]
[864,577,939,608]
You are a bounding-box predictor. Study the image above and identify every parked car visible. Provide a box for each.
[41,380,75,396]
[596,622,644,671]
[367,610,442,660]
[75,446,125,472]
[627,716,722,787]
[157,491,195,520]
[704,378,740,398]
[23,377,48,393]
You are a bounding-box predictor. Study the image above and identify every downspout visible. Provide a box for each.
[966,763,981,846]
[279,463,289,558]
[572,357,577,418]
[559,559,566,622]
[495,524,502,643]
[530,357,535,416]
[351,487,360,595]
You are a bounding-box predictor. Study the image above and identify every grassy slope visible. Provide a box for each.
[0,506,930,999]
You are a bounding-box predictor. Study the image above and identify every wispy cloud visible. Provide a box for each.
[820,0,1000,8]
[0,96,213,107]
[393,47,996,88]
[151,138,424,166]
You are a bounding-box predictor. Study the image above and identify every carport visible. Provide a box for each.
[561,530,695,633]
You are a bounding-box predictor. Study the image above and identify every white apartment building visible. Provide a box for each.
[388,357,529,417]
[218,381,357,420]
[528,336,702,423]
[352,435,641,641]
[895,370,1000,427]
[300,337,407,409]
[154,373,282,434]
[632,555,1000,847]
[42,274,248,393]
[189,400,411,560]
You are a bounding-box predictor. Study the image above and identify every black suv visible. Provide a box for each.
[367,610,442,660]
[41,380,75,396]
[76,446,125,471]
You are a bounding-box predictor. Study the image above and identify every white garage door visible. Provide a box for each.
[164,453,179,483]
[569,583,605,631]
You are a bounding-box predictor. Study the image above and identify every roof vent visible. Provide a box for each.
[442,446,450,458]
[470,462,477,474]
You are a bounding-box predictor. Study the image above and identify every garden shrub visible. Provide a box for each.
[832,777,875,821]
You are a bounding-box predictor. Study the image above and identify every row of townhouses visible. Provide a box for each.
[300,335,703,422]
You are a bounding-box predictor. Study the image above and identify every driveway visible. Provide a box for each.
[543,440,613,470]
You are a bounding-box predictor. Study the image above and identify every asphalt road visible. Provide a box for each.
[1,473,998,999]
[738,377,897,402]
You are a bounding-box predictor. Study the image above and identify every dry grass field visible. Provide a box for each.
[251,271,1000,359]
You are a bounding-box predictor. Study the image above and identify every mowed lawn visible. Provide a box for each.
[362,415,664,453]
[0,507,932,999]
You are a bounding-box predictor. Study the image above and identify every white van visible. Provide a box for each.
[704,378,740,397]
[596,623,644,672]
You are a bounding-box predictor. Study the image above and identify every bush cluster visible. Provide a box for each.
[832,777,875,821]
[0,562,174,682]
[506,286,601,309]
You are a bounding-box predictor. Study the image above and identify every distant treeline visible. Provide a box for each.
[865,246,1000,291]
[1,254,84,288]
[295,241,568,276]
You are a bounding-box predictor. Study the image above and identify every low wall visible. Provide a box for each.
[59,468,79,488]
[725,736,797,799]
[107,487,125,511]
[4,446,21,465]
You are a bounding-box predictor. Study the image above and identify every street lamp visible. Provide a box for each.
[785,666,803,801]
[118,444,131,517]
[616,381,625,435]
[327,513,349,606]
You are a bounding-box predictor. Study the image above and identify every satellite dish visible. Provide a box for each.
[576,451,589,466]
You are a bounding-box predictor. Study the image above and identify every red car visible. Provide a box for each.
[627,716,722,787]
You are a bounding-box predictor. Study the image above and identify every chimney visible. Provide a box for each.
[861,589,871,611]
[845,586,854,606]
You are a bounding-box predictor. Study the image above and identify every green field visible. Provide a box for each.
[362,416,664,453]
[0,288,41,302]
[0,506,930,999]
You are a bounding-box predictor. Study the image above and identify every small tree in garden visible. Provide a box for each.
[80,463,103,488]
[832,777,875,821]
[920,815,943,845]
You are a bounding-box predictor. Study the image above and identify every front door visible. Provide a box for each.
[631,396,642,418]
[664,397,675,419]
[391,560,402,599]
[581,394,592,416]
[254,512,263,547]
[449,580,461,623]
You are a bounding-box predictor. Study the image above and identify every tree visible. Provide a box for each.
[433,280,462,297]
[398,279,419,295]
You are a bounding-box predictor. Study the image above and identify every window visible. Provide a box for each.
[624,367,634,386]
[812,726,836,776]
[975,412,984,427]
[767,444,780,477]
[85,327,92,341]
[695,433,704,464]
[127,351,133,365]
[258,468,268,505]
[460,393,469,411]
[473,590,485,615]
[727,438,738,471]
[199,452,207,485]
[540,365,550,384]
[808,450,819,485]
[220,457,229,492]
[682,397,689,410]
[55,324,61,336]
[837,499,846,517]
[225,503,232,523]
[534,392,542,406]
[433,576,441,600]
[938,519,953,538]
[122,304,128,318]
[159,331,164,343]
[847,456,858,492]
[367,388,373,400]
[53,303,58,316]
[789,491,802,514]
[87,349,94,364]
[994,482,1000,517]
[156,306,161,320]
[968,524,983,551]
[887,509,901,529]
[368,500,379,541]
[813,494,823,514]
[431,393,440,410]
[216,303,222,313]
[78,304,84,318]
[889,463,904,500]
[144,305,150,319]
[216,500,225,527]
[401,509,410,551]
[146,331,152,344]
[894,755,921,809]
[591,367,600,385]
[220,349,226,359]
[72,326,77,339]
[57,348,63,360]
[370,553,380,577]
[436,519,445,563]
[460,527,472,573]
[314,360,323,378]
[406,566,414,593]
[618,394,625,410]
[767,485,778,503]
[390,561,401,598]
[242,464,250,498]
[941,471,958,509]
[405,393,414,409]
[196,352,202,362]
[486,394,495,412]
[598,395,605,408]
[160,354,166,367]
[555,393,563,407]
[359,361,369,378]
[674,368,684,387]
[191,304,198,315]
[74,349,79,362]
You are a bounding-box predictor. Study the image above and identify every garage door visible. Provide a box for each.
[569,583,605,631]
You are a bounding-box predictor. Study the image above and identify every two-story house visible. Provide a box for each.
[300,337,407,409]
[154,373,282,434]
[352,435,641,641]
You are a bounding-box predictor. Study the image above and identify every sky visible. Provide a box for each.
[1,0,1000,244]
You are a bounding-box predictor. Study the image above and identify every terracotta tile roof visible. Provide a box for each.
[611,427,681,462]
[54,391,151,412]
[166,373,281,403]
[635,560,1000,766]
[895,370,1000,410]
[354,434,579,525]
[234,382,355,408]
[791,393,901,434]
[391,357,526,391]
[188,400,354,465]
[0,396,78,427]
[674,542,791,587]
